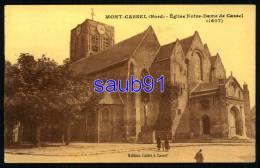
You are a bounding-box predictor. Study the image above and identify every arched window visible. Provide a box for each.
[230,106,242,135]
[193,52,203,80]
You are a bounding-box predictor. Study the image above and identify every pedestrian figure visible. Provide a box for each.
[156,135,161,151]
[165,136,170,152]
[161,140,165,151]
[194,149,204,163]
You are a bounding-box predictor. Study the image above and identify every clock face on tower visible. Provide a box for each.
[97,24,106,35]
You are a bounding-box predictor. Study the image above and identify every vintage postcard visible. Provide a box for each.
[4,5,255,163]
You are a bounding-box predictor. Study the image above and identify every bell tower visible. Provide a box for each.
[70,16,115,62]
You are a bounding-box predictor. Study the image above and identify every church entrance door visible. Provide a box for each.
[99,108,112,142]
[229,106,242,136]
[201,115,210,135]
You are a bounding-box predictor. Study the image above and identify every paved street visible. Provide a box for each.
[5,142,255,163]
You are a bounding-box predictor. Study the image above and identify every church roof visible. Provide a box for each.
[153,32,197,62]
[180,34,195,55]
[154,42,176,62]
[153,32,198,63]
[192,82,219,93]
[210,56,217,65]
[70,27,151,76]
[225,75,243,91]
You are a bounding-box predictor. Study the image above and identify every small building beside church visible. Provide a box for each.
[69,19,251,143]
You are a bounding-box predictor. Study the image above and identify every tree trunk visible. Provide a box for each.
[65,122,71,145]
[4,125,9,147]
[7,123,14,146]
[35,125,41,147]
[18,121,23,144]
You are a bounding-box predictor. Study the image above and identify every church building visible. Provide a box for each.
[69,19,251,143]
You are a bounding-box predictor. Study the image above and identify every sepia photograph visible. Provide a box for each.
[4,5,256,163]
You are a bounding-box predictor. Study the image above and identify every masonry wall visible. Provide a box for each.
[185,33,211,84]
[98,105,125,142]
[149,61,170,128]
[169,42,190,139]
[127,28,161,140]
[175,105,190,139]
[189,93,226,137]
[211,57,226,83]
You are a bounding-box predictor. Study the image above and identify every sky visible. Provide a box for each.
[5,5,255,107]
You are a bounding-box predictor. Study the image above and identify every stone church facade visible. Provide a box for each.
[69,19,251,143]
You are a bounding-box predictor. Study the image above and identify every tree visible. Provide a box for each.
[5,53,60,146]
[4,61,25,146]
[4,53,103,147]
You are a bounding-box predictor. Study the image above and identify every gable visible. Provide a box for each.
[180,31,205,56]
[150,40,186,83]
[225,76,243,99]
[170,40,187,85]
[171,40,185,64]
[204,44,211,57]
[215,55,225,72]
[154,42,176,62]
[131,26,161,76]
[210,56,217,66]
[180,34,194,55]
[211,54,226,79]
[181,31,213,82]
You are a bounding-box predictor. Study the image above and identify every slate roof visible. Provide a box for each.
[153,32,197,65]
[192,82,219,93]
[70,27,198,76]
[70,27,150,76]
[180,34,195,55]
[154,42,176,62]
[154,32,196,63]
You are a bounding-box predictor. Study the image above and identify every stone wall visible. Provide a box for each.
[185,32,211,84]
[126,27,161,141]
[211,55,226,83]
[189,93,226,138]
[98,105,125,142]
[169,41,189,139]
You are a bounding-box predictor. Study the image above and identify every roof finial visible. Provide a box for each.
[91,8,95,20]
[231,71,233,76]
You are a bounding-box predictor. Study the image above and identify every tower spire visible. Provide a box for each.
[91,8,95,20]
